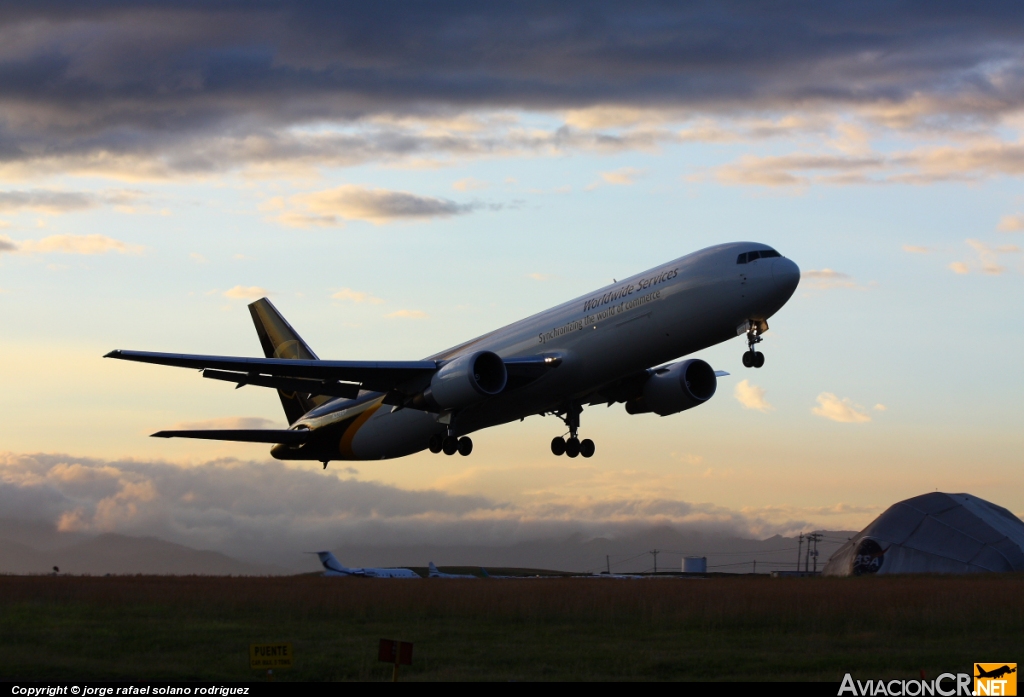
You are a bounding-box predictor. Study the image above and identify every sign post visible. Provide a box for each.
[250,643,293,680]
[378,639,413,682]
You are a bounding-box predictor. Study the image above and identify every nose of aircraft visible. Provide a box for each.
[771,257,800,296]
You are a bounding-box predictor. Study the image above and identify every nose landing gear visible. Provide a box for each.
[742,321,766,368]
[549,403,595,458]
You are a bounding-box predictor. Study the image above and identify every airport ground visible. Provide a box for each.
[1,573,1021,681]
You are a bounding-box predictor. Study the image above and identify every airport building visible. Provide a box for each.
[824,492,1024,575]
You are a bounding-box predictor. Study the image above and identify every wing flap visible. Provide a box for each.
[201,369,362,399]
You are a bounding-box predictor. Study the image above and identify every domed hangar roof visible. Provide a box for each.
[824,492,1024,576]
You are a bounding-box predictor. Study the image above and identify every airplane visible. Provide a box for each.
[427,561,478,578]
[105,241,799,465]
[315,551,420,578]
[976,666,1016,680]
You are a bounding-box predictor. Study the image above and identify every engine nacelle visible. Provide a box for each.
[428,350,507,411]
[625,359,717,416]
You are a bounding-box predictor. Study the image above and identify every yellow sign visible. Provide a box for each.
[250,643,293,670]
[975,664,1017,696]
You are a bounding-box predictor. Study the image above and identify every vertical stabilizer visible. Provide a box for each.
[248,297,329,424]
[316,551,350,574]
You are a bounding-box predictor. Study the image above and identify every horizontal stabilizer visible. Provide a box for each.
[150,429,311,444]
[714,370,730,377]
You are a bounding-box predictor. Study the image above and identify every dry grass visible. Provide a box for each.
[2,574,1022,681]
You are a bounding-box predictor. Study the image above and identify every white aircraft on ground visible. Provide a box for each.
[427,562,478,578]
[106,242,799,465]
[315,551,420,578]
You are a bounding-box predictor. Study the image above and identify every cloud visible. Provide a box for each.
[802,269,860,290]
[734,380,773,413]
[169,417,283,431]
[0,189,146,214]
[0,5,1021,181]
[949,238,1021,275]
[278,185,477,226]
[223,285,269,300]
[331,287,384,304]
[997,214,1024,232]
[812,393,871,423]
[385,309,427,319]
[2,234,142,255]
[0,190,98,214]
[527,273,551,281]
[452,177,489,191]
[599,167,645,186]
[189,253,208,264]
[0,451,842,569]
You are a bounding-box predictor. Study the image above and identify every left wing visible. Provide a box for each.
[105,349,438,394]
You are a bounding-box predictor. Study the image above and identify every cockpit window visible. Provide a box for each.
[737,249,781,264]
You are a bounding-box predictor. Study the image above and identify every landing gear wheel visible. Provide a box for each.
[753,352,765,368]
[428,434,443,454]
[457,437,473,456]
[580,439,595,458]
[551,437,566,456]
[565,437,581,458]
[742,351,753,368]
[442,436,459,456]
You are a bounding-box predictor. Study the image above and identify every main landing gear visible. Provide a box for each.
[742,321,766,369]
[428,430,472,457]
[549,403,595,458]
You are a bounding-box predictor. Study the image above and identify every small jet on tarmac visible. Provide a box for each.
[427,562,478,578]
[316,551,420,578]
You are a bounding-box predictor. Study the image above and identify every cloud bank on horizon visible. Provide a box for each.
[0,451,847,566]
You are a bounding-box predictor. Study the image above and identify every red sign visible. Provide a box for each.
[378,639,413,665]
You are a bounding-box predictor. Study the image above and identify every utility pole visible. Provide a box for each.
[752,560,756,575]
[807,533,822,573]
[649,549,660,575]
[606,555,611,575]
[797,533,803,573]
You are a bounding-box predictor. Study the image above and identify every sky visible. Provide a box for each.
[1,2,1023,565]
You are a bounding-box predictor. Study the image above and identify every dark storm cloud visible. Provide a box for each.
[0,1,1021,173]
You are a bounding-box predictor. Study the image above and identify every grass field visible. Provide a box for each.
[1,574,1021,681]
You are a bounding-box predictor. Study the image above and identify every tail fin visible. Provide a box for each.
[248,298,329,424]
[428,561,440,577]
[316,551,349,574]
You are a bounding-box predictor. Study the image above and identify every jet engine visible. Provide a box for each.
[427,350,507,410]
[625,359,717,416]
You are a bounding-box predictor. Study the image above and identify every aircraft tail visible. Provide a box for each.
[316,551,351,575]
[248,298,329,425]
[428,561,440,577]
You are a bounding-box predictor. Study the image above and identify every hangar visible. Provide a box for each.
[824,492,1024,576]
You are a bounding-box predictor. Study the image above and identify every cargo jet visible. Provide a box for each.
[106,242,799,465]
